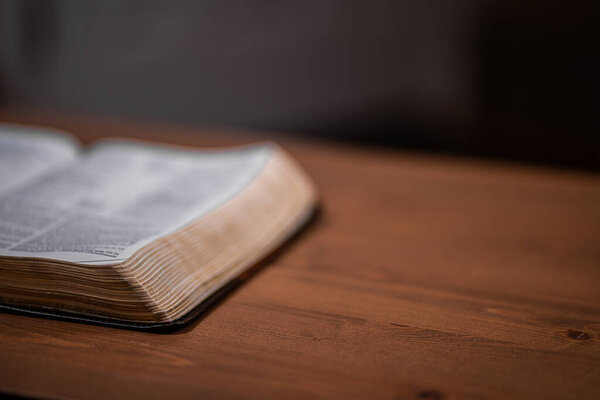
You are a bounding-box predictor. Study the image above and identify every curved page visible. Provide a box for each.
[0,137,271,264]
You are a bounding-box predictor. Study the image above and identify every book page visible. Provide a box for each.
[0,140,271,264]
[0,125,80,193]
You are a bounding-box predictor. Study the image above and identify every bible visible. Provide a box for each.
[0,124,317,330]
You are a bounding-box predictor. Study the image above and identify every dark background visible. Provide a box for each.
[0,0,598,169]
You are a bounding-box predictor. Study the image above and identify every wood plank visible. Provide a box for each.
[0,109,599,400]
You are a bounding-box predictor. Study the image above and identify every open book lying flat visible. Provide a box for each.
[0,124,317,331]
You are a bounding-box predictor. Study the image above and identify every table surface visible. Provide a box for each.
[1,110,599,400]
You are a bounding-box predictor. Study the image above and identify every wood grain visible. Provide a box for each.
[1,109,599,400]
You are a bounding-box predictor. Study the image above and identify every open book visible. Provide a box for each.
[0,124,317,330]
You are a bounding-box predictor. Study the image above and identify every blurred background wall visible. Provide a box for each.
[0,0,597,168]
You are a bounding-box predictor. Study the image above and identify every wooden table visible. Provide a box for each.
[1,110,599,400]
